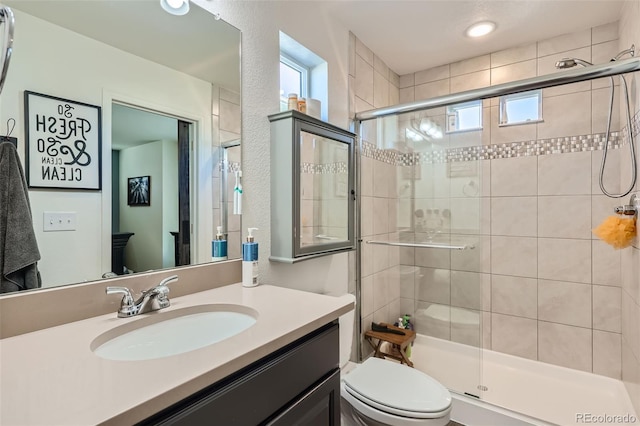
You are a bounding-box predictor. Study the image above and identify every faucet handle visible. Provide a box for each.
[157,275,179,289]
[140,275,178,305]
[153,275,178,297]
[106,286,134,304]
[106,286,139,317]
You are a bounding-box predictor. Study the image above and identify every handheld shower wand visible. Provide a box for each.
[555,45,636,198]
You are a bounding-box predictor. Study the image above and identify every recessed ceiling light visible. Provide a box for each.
[465,21,496,38]
[160,0,189,16]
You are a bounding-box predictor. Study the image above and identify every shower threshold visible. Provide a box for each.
[411,334,637,426]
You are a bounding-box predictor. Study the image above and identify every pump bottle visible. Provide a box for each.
[242,228,259,287]
[212,226,227,262]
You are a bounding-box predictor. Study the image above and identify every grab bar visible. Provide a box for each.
[365,240,475,250]
[0,6,14,96]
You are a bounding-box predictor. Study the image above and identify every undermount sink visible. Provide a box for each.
[91,304,258,361]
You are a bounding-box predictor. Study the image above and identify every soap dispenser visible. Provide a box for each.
[212,226,228,262]
[242,227,259,287]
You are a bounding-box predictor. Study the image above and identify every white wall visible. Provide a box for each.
[120,142,164,272]
[0,10,213,286]
[119,140,178,273]
[197,1,352,295]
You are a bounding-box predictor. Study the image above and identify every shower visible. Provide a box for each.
[555,45,636,198]
[352,29,640,423]
[554,57,593,69]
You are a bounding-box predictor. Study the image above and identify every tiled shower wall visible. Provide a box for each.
[351,18,640,381]
[212,86,242,259]
[348,32,404,347]
[619,0,640,415]
[398,21,628,379]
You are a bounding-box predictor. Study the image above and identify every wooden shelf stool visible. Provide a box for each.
[364,323,416,367]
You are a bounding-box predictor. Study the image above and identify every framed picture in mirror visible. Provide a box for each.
[24,91,102,190]
[127,175,150,206]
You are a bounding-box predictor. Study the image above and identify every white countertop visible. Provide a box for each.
[0,284,354,426]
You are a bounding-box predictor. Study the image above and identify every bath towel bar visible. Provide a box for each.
[365,240,475,250]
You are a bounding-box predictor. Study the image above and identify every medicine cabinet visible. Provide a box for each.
[269,110,355,263]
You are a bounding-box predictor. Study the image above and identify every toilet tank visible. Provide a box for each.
[338,293,356,368]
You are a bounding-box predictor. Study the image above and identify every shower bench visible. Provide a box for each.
[364,323,416,367]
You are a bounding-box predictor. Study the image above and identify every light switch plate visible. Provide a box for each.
[43,212,77,231]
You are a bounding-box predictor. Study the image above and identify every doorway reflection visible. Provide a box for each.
[111,104,191,274]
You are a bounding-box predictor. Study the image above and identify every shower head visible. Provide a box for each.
[555,57,593,69]
[613,44,635,61]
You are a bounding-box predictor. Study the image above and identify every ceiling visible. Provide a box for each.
[323,0,626,75]
[7,1,241,149]
[6,0,241,92]
[112,104,177,151]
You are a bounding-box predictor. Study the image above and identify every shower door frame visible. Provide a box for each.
[352,56,640,365]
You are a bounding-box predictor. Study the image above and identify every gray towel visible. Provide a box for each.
[0,141,41,293]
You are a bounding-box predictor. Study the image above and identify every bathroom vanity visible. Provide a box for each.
[0,283,352,425]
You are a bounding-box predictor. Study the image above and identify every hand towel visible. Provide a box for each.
[0,141,41,293]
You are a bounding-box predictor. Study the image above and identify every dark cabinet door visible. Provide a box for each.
[139,322,339,426]
[267,369,340,426]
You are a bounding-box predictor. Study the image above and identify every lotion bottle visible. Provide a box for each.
[242,228,259,287]
[212,226,228,262]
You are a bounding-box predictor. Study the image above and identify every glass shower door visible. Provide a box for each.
[359,107,486,399]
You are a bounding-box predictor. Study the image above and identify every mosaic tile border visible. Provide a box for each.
[362,141,400,164]
[621,109,640,145]
[443,132,622,163]
[362,109,640,165]
[301,162,348,174]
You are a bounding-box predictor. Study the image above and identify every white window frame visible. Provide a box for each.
[499,90,543,127]
[280,53,310,99]
[445,100,483,133]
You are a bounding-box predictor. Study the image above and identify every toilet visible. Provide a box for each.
[339,295,452,426]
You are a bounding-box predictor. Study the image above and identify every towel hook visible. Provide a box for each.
[5,117,14,137]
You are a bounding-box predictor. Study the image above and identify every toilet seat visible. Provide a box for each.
[342,357,451,420]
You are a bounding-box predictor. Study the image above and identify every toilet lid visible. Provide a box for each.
[343,357,451,414]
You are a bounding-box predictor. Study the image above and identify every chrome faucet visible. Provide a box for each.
[106,275,178,318]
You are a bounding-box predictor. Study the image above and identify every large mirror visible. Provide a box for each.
[0,0,241,293]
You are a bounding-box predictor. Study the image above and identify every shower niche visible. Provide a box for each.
[269,110,355,263]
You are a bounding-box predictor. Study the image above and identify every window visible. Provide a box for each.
[446,100,482,133]
[499,90,542,126]
[279,31,328,120]
[280,54,309,111]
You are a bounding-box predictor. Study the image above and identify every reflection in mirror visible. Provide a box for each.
[0,1,241,294]
[299,131,349,248]
[111,104,190,274]
[221,141,242,260]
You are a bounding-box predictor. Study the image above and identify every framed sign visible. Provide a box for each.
[24,91,102,190]
[127,176,151,206]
